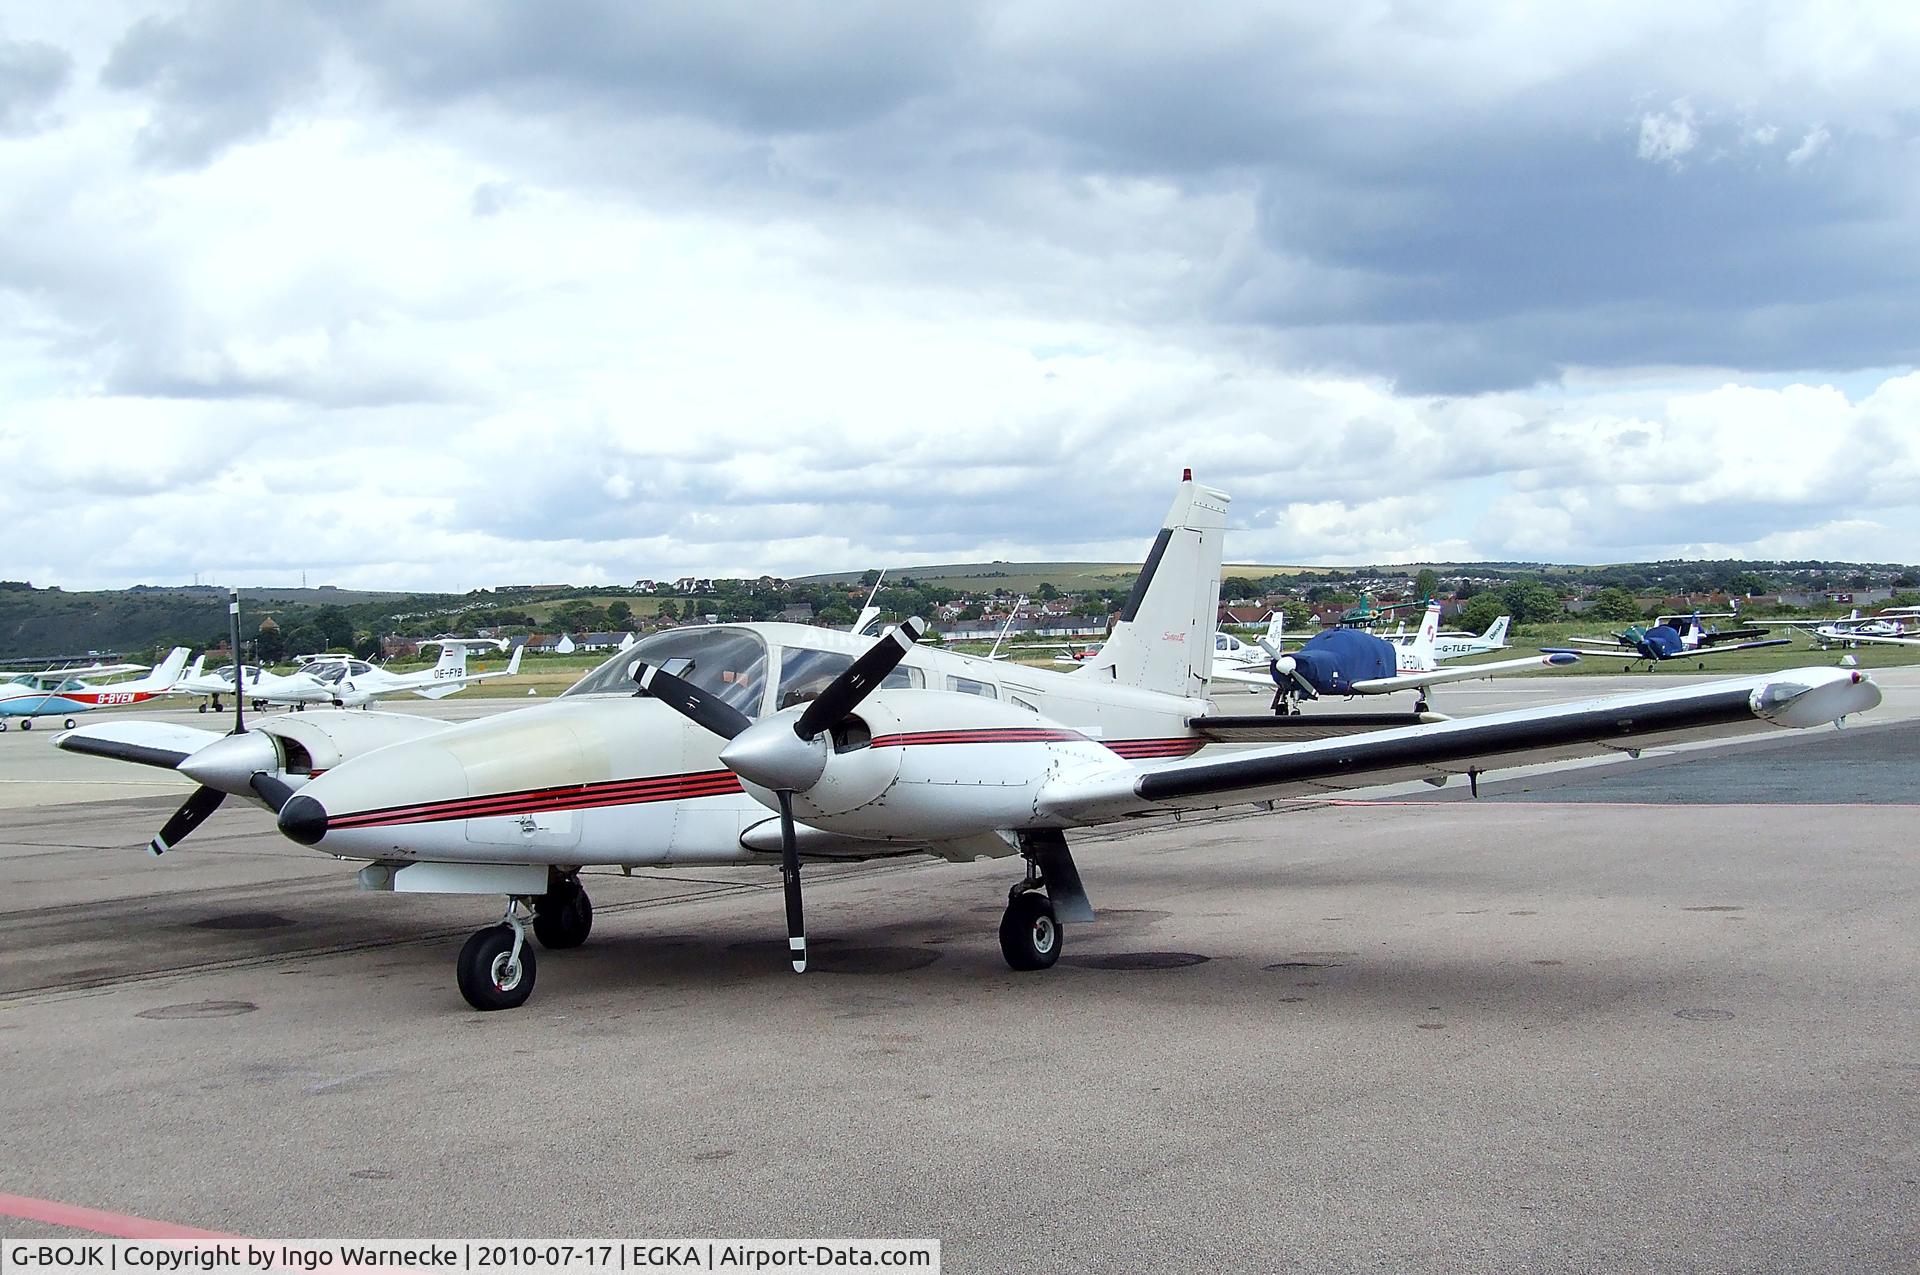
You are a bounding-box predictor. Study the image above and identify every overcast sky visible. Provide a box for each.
[3,2,1917,590]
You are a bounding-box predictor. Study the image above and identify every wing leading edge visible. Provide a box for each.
[1039,667,1879,823]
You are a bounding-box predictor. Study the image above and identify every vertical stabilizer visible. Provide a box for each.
[1406,603,1442,670]
[1482,615,1510,647]
[1077,473,1230,698]
[132,647,191,691]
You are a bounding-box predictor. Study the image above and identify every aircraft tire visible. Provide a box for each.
[532,884,593,950]
[198,704,208,714]
[19,720,30,731]
[456,924,537,1011]
[999,892,1062,972]
[63,718,76,729]
[0,721,8,732]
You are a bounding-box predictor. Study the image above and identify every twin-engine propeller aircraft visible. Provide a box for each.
[59,477,1883,1012]
[1554,612,1790,670]
[0,648,189,731]
[1211,602,1576,713]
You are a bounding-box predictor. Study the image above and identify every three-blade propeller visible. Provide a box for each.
[634,618,926,974]
[147,591,293,856]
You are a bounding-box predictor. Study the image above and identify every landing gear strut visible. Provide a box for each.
[456,899,537,1011]
[532,872,593,949]
[998,831,1094,972]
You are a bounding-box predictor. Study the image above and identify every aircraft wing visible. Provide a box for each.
[54,720,225,770]
[1560,636,1629,651]
[1207,663,1280,688]
[1810,631,1920,648]
[1037,667,1878,823]
[1688,638,1793,656]
[1348,651,1579,694]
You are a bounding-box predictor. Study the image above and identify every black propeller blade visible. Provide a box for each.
[633,662,754,740]
[249,772,296,813]
[227,589,245,736]
[794,617,925,739]
[776,789,806,972]
[149,785,226,857]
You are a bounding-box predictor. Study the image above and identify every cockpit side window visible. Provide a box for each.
[947,675,998,698]
[776,648,919,710]
[564,627,770,716]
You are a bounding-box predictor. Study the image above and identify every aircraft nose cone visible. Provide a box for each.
[277,794,329,845]
[718,719,828,792]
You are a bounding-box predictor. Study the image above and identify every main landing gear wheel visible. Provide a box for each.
[197,703,209,714]
[18,720,31,731]
[1000,890,1062,971]
[0,721,8,732]
[457,923,537,1011]
[63,718,76,729]
[532,878,593,949]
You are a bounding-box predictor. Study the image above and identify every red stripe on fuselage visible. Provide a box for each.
[328,769,744,830]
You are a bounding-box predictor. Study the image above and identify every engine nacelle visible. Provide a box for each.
[742,690,1128,843]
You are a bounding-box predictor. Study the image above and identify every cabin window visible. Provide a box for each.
[947,675,998,698]
[1010,695,1039,713]
[565,626,770,717]
[776,647,920,711]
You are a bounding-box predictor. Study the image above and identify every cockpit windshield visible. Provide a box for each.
[563,627,770,717]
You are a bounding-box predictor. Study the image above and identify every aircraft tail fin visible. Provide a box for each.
[135,647,191,690]
[1077,472,1230,699]
[1264,609,1285,648]
[1482,615,1510,647]
[1407,603,1442,669]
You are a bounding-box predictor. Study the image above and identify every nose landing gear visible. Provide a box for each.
[456,899,537,1012]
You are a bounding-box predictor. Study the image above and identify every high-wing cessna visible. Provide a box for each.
[1211,602,1576,713]
[298,640,523,707]
[1554,612,1790,669]
[0,648,189,731]
[59,477,1881,1012]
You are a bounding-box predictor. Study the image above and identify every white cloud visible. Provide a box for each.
[1,2,1918,592]
[1786,124,1830,165]
[1637,99,1698,169]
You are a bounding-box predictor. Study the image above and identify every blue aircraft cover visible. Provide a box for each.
[1289,628,1399,694]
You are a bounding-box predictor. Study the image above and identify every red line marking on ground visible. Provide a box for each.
[1316,799,1920,810]
[0,1190,235,1238]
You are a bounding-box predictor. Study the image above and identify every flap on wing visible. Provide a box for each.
[1190,712,1442,743]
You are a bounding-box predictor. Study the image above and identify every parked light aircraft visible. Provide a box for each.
[1212,603,1574,713]
[299,640,523,707]
[0,648,189,731]
[59,478,1882,1012]
[1405,615,1510,661]
[1554,613,1789,669]
[1754,609,1919,647]
[173,660,333,713]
